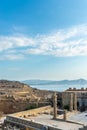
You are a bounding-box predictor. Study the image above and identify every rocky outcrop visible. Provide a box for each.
[0,80,53,114]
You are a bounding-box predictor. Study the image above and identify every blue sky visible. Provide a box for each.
[0,0,87,80]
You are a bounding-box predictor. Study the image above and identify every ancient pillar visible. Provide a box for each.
[53,92,57,119]
[73,93,77,111]
[70,93,73,112]
[63,110,67,121]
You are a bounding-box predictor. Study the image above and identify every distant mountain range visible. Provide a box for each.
[22,79,87,85]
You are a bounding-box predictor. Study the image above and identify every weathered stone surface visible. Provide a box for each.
[70,93,73,112]
[0,80,53,114]
[73,93,77,111]
[53,92,57,119]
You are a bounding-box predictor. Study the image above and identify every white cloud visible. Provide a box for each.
[0,53,24,60]
[0,36,35,51]
[4,54,24,60]
[0,24,87,60]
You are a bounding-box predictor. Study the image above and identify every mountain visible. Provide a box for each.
[22,79,87,85]
[22,80,53,85]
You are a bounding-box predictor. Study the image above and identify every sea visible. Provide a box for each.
[31,84,87,92]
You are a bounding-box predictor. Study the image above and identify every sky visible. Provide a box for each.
[0,0,87,81]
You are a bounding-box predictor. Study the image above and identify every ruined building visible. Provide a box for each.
[62,88,87,111]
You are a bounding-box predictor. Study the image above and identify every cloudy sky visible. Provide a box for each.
[0,0,87,80]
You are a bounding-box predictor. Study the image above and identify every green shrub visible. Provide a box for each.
[63,105,69,110]
[25,104,37,110]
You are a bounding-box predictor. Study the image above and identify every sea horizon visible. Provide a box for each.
[30,84,87,92]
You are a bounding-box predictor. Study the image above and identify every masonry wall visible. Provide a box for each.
[62,92,70,107]
[13,105,52,117]
[79,126,87,130]
[5,115,62,130]
[62,91,87,111]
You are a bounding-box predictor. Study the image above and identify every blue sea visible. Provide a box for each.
[31,84,87,92]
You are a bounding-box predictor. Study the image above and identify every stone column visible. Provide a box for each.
[63,110,67,121]
[73,93,77,111]
[70,93,73,112]
[53,92,57,119]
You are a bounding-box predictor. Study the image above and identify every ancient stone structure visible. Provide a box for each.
[4,105,87,130]
[70,93,73,112]
[4,113,62,130]
[73,93,77,111]
[78,94,87,111]
[65,93,77,111]
[63,110,67,121]
[62,88,87,112]
[79,126,87,130]
[13,105,52,117]
[4,107,85,130]
[53,92,68,121]
[53,92,57,119]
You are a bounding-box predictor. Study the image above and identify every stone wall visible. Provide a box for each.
[79,126,87,130]
[62,91,87,111]
[13,105,52,117]
[0,96,50,114]
[4,115,62,130]
[66,88,87,91]
[62,92,70,107]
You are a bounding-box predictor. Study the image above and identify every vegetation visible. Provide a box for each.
[63,104,70,110]
[25,104,38,110]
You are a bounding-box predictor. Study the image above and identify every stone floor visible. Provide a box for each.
[1,111,87,130]
[69,111,87,125]
[27,114,83,130]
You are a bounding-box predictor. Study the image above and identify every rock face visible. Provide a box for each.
[0,80,53,114]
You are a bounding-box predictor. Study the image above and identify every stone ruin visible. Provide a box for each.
[62,87,87,112]
[53,92,67,121]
